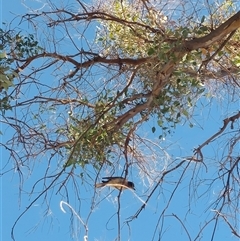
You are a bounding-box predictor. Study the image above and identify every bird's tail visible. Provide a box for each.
[95,183,106,188]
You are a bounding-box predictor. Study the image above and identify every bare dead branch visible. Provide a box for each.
[194,111,240,156]
[211,209,240,238]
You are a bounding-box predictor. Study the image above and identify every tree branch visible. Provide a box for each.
[194,111,240,157]
[185,11,240,50]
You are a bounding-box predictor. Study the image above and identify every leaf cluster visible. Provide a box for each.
[64,99,126,168]
[0,27,43,110]
[96,1,208,132]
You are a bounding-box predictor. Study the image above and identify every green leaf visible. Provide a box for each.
[0,52,7,59]
[182,28,189,38]
[157,120,163,127]
[147,47,155,56]
[161,107,169,114]
[198,88,205,94]
[152,126,156,133]
[200,15,205,23]
[182,109,189,117]
[182,54,188,61]
[173,101,180,106]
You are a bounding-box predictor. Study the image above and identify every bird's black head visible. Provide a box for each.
[128,181,135,190]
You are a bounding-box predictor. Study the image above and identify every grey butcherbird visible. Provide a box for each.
[95,177,135,190]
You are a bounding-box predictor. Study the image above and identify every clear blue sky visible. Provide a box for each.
[1,1,239,241]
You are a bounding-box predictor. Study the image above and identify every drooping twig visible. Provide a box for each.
[194,111,240,161]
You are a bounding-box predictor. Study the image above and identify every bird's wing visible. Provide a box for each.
[102,176,124,180]
[95,183,106,188]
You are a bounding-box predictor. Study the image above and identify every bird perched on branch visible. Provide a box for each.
[95,177,135,190]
